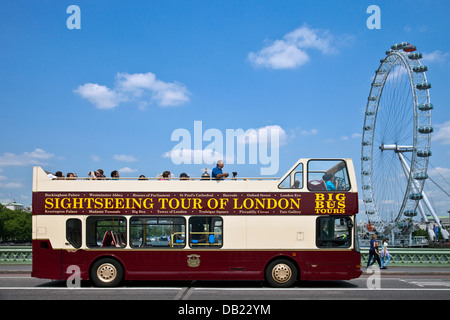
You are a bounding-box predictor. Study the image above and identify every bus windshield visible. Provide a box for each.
[308,160,350,191]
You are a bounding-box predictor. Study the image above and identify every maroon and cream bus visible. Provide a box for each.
[31,158,362,287]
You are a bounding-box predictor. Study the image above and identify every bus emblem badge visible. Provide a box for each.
[187,254,201,268]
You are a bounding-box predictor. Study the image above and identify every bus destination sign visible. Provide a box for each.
[33,192,358,216]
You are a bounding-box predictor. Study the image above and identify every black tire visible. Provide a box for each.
[90,258,124,287]
[265,259,298,288]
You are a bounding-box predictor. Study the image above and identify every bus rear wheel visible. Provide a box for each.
[90,258,123,287]
[265,259,298,288]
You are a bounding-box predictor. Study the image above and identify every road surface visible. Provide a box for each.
[1,266,450,301]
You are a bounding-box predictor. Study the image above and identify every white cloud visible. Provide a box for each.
[248,25,335,69]
[424,167,450,214]
[74,83,125,109]
[248,41,310,69]
[75,72,190,109]
[0,149,54,167]
[300,128,318,136]
[422,50,449,64]
[341,133,362,141]
[433,121,450,145]
[0,181,23,189]
[117,72,190,107]
[162,148,225,165]
[118,167,138,173]
[236,125,287,146]
[117,72,160,94]
[386,66,408,82]
[428,167,450,179]
[0,175,23,189]
[113,154,137,162]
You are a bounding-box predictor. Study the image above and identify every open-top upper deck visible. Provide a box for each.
[32,158,358,216]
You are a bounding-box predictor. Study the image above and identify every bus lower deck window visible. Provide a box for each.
[86,216,127,248]
[316,216,352,248]
[130,217,186,248]
[66,218,82,249]
[189,217,223,248]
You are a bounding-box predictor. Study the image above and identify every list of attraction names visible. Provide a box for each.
[34,191,356,216]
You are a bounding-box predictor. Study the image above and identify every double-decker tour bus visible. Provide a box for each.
[31,158,362,287]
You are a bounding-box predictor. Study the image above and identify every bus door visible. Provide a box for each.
[307,216,354,280]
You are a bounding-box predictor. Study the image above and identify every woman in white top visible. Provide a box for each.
[381,238,390,269]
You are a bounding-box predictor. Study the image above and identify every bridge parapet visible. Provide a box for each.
[1,247,450,266]
[361,248,450,266]
[0,247,33,264]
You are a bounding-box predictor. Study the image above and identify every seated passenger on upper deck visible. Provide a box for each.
[161,171,171,180]
[111,170,119,180]
[323,174,337,191]
[66,172,77,179]
[179,173,190,180]
[212,160,229,180]
[88,169,106,180]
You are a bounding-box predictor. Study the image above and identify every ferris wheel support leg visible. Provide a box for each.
[420,193,449,239]
[398,153,449,240]
[417,201,438,241]
[428,228,436,241]
[397,153,429,223]
[391,229,395,245]
[417,202,428,225]
[442,228,450,240]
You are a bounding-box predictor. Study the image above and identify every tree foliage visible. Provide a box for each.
[0,204,32,242]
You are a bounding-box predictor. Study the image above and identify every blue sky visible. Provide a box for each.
[0,0,449,217]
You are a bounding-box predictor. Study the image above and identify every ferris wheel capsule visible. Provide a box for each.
[418,126,434,134]
[391,42,409,50]
[408,52,423,60]
[413,172,429,180]
[404,210,418,217]
[409,193,423,201]
[403,44,417,52]
[413,65,428,73]
[416,82,432,90]
[417,150,432,157]
[418,103,433,111]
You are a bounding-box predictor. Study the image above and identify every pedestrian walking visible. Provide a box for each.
[366,234,381,269]
[380,238,390,269]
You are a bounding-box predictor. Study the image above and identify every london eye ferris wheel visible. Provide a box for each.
[361,42,448,241]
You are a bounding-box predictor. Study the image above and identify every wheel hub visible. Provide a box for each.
[272,263,292,283]
[97,263,117,283]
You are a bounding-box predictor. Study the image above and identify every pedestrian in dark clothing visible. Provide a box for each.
[367,234,381,268]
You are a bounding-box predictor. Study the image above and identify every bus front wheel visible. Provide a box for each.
[90,258,123,287]
[265,259,298,288]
